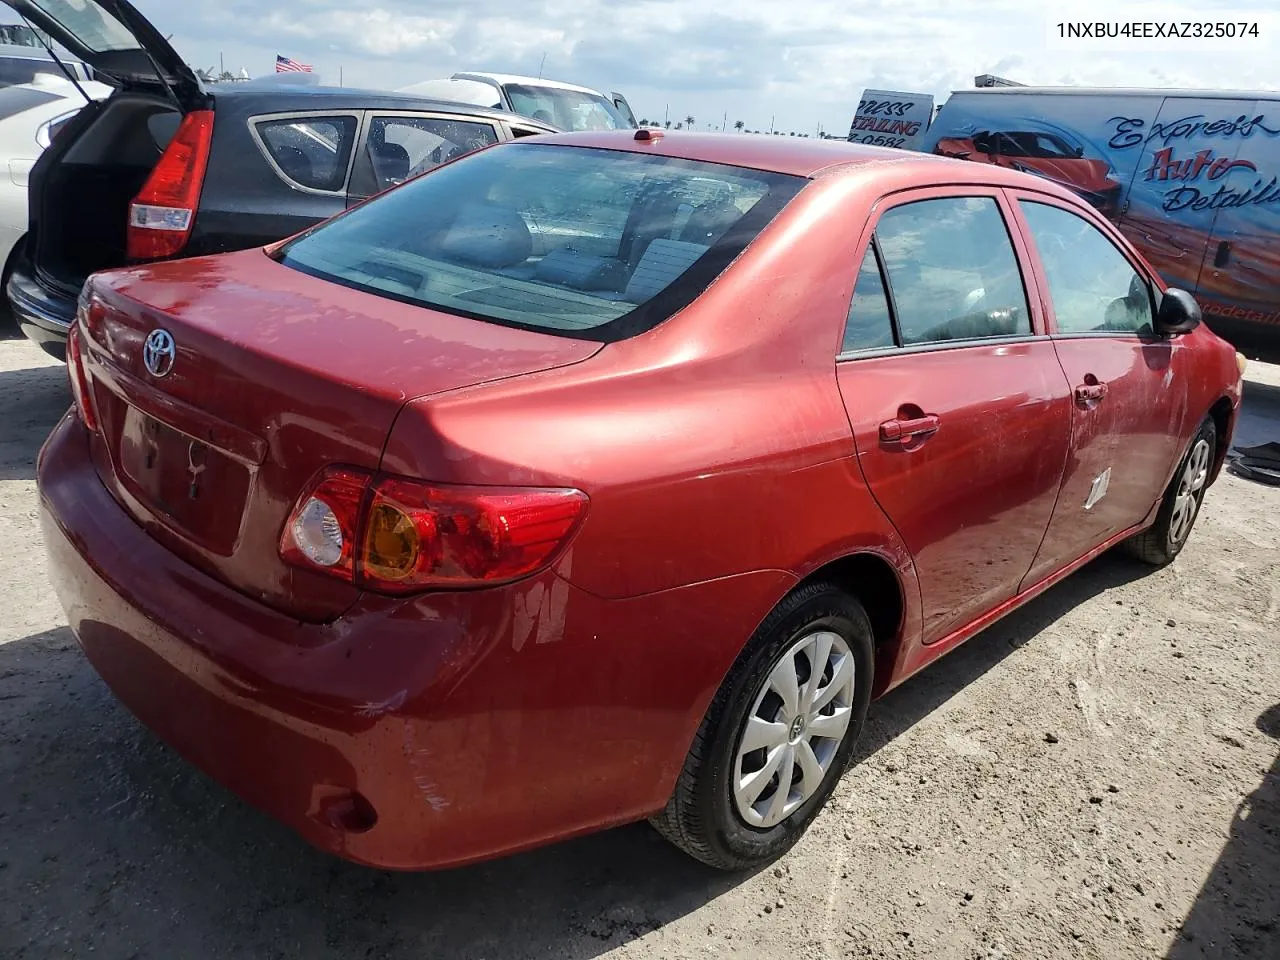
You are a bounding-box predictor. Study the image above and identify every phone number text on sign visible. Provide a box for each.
[848,90,934,151]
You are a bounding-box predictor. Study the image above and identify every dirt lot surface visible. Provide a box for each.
[1,336,1277,960]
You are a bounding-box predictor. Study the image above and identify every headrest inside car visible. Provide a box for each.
[438,203,533,269]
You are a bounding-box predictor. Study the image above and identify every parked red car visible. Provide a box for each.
[934,130,1123,216]
[39,130,1243,872]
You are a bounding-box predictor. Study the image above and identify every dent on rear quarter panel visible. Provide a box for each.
[377,171,916,603]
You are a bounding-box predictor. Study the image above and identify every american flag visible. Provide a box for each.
[275,54,313,73]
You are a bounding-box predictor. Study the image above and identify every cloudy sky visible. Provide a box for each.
[11,0,1280,134]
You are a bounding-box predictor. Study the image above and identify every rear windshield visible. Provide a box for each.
[505,84,628,131]
[277,143,806,342]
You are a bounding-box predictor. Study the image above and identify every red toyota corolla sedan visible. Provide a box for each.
[39,129,1244,872]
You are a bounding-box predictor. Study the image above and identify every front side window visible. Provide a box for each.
[1019,201,1154,335]
[367,116,498,190]
[255,116,357,193]
[277,143,804,341]
[874,196,1031,345]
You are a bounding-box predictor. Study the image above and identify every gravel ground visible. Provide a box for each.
[1,335,1277,960]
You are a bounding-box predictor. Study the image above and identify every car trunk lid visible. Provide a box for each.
[2,0,202,109]
[79,248,602,621]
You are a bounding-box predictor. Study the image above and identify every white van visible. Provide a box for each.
[919,87,1280,361]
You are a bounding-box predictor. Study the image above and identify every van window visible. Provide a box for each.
[255,116,358,193]
[874,197,1030,345]
[1019,201,1154,335]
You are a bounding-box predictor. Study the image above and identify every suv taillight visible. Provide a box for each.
[127,110,214,261]
[66,320,98,433]
[280,468,588,593]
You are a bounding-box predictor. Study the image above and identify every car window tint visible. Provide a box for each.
[1019,201,1154,335]
[504,83,629,131]
[255,116,357,193]
[842,246,895,353]
[874,197,1030,345]
[368,116,498,191]
[277,143,804,341]
[21,1,137,52]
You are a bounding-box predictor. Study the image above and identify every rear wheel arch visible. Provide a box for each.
[793,551,906,698]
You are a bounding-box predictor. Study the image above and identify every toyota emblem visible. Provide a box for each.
[143,328,176,378]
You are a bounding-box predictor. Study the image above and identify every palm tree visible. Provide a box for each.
[685,115,695,128]
[734,120,745,132]
[639,118,649,127]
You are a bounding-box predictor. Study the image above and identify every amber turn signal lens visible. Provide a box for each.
[363,502,425,581]
[1236,351,1248,376]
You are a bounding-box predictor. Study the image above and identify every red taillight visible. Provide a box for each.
[279,469,588,593]
[66,320,98,433]
[126,110,214,261]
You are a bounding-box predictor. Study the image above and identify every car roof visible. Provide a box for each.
[206,83,557,128]
[521,130,1084,190]
[456,72,601,95]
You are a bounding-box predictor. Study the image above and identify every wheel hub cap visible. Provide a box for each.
[731,629,857,829]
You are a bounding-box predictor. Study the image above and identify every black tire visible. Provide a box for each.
[1123,416,1217,566]
[650,581,874,870]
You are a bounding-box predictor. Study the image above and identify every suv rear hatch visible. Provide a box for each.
[3,1,206,303]
[75,249,602,622]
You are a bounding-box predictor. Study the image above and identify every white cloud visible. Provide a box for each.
[79,0,1280,132]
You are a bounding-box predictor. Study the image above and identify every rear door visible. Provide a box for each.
[199,110,360,251]
[1012,191,1192,587]
[347,111,501,202]
[835,188,1073,644]
[2,0,202,107]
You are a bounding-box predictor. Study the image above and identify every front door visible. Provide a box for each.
[1013,193,1191,587]
[1116,96,1250,299]
[1191,97,1280,330]
[835,190,1072,644]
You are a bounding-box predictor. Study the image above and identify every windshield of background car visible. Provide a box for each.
[505,83,629,131]
[277,143,806,342]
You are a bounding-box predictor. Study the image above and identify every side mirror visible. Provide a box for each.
[1155,287,1202,336]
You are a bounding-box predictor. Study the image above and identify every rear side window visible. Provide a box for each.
[875,197,1030,345]
[1019,201,1154,335]
[841,246,895,353]
[0,55,64,88]
[277,143,805,342]
[254,116,357,193]
[367,115,498,191]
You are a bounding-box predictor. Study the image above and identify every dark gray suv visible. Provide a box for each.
[2,0,555,357]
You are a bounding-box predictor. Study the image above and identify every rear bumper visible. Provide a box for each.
[8,258,76,360]
[38,413,791,869]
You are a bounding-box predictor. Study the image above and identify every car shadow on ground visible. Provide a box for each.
[0,362,68,481]
[1165,703,1280,960]
[0,554,1155,959]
